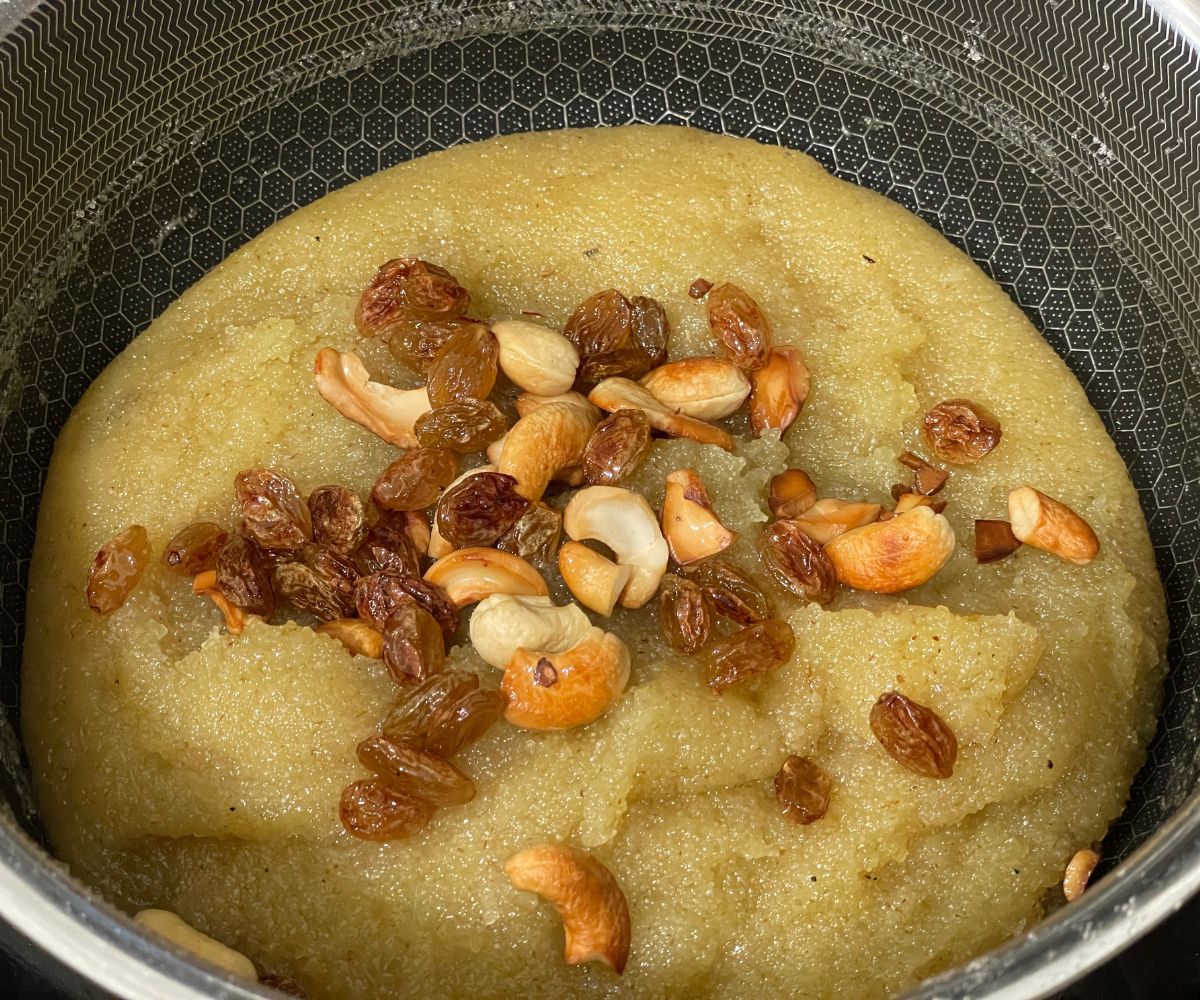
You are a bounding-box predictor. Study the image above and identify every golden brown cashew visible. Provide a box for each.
[661,469,737,565]
[497,401,597,501]
[515,390,602,421]
[824,506,956,593]
[424,548,549,607]
[502,629,630,730]
[791,498,883,545]
[491,319,581,395]
[134,909,258,981]
[588,377,734,451]
[639,356,750,420]
[468,594,592,669]
[563,486,669,608]
[505,844,631,973]
[313,347,430,448]
[1008,486,1100,565]
[749,347,810,435]
[558,541,631,616]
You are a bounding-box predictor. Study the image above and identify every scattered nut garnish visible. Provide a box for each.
[768,470,818,519]
[502,629,631,730]
[893,493,947,515]
[1007,486,1100,565]
[869,691,958,779]
[468,594,592,670]
[706,282,772,370]
[558,541,631,617]
[505,844,631,973]
[897,451,948,496]
[708,619,796,691]
[749,347,810,436]
[922,398,1002,464]
[490,319,581,396]
[688,277,713,299]
[825,506,956,594]
[313,347,432,448]
[514,390,601,421]
[162,522,228,577]
[497,400,597,501]
[87,524,152,615]
[774,755,833,825]
[658,573,712,654]
[790,498,883,545]
[588,377,734,451]
[563,486,670,608]
[133,909,258,981]
[760,519,837,605]
[1063,848,1101,902]
[661,468,738,565]
[316,618,384,658]
[638,356,751,420]
[424,547,549,607]
[974,519,1022,563]
[193,569,249,635]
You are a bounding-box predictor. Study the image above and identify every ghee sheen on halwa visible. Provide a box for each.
[22,127,1166,999]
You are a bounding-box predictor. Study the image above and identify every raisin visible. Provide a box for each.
[380,670,504,757]
[357,734,475,805]
[308,485,366,554]
[381,671,481,742]
[382,603,447,684]
[372,448,458,511]
[774,754,833,825]
[869,691,958,779]
[975,519,1022,563]
[415,400,507,453]
[436,472,529,549]
[273,559,354,622]
[422,686,507,757]
[338,778,435,841]
[577,347,648,386]
[922,399,1002,465]
[162,522,228,577]
[768,470,817,519]
[563,289,633,360]
[630,295,669,371]
[708,619,796,691]
[86,525,152,615]
[426,325,499,407]
[355,509,425,576]
[355,258,469,336]
[658,574,711,654]
[582,409,652,486]
[688,278,713,299]
[355,570,458,634]
[760,520,837,605]
[235,469,312,551]
[684,559,775,625]
[385,317,483,374]
[215,535,276,618]
[496,502,562,567]
[706,282,772,371]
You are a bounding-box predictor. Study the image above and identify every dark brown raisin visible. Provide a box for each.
[706,282,772,371]
[496,502,562,567]
[235,469,312,551]
[380,671,504,757]
[381,671,481,742]
[577,347,649,385]
[355,510,424,576]
[760,520,837,605]
[658,573,711,654]
[272,559,354,622]
[436,472,529,548]
[385,317,484,374]
[87,525,152,615]
[372,448,458,512]
[708,619,796,691]
[382,603,447,684]
[582,409,652,485]
[338,778,435,841]
[215,535,276,618]
[975,519,1022,564]
[426,325,499,407]
[308,485,366,554]
[422,686,507,757]
[869,691,958,779]
[688,278,713,299]
[355,258,469,335]
[354,570,458,634]
[768,470,817,519]
[630,295,669,371]
[898,451,949,496]
[563,289,633,359]
[684,559,775,625]
[162,522,228,578]
[774,755,833,825]
[357,734,474,805]
[415,399,507,453]
[922,399,1002,465]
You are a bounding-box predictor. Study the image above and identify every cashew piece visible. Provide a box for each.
[791,498,883,545]
[588,377,733,451]
[134,909,258,981]
[313,347,430,448]
[563,486,669,608]
[1063,848,1101,902]
[1008,486,1100,565]
[429,464,496,558]
[639,356,750,420]
[748,347,810,436]
[316,618,384,658]
[498,401,597,501]
[559,541,631,616]
[661,469,737,565]
[515,390,602,421]
[424,547,548,607]
[824,505,956,593]
[491,319,580,395]
[502,628,630,731]
[192,570,248,635]
[468,594,592,669]
[505,844,631,973]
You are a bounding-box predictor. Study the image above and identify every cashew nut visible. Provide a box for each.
[134,909,258,981]
[428,465,496,558]
[563,486,669,608]
[639,356,750,420]
[661,469,737,565]
[316,618,384,658]
[468,594,592,669]
[824,505,956,593]
[313,347,431,448]
[515,390,602,421]
[748,347,810,436]
[1063,847,1101,902]
[498,401,597,501]
[192,570,248,636]
[491,319,580,395]
[505,844,631,973]
[502,629,630,731]
[791,498,883,545]
[588,377,733,451]
[558,541,631,616]
[1008,486,1100,565]
[400,510,431,556]
[424,547,548,607]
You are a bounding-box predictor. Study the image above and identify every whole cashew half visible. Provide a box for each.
[562,486,669,608]
[134,909,258,981]
[313,347,431,448]
[469,594,592,669]
[498,401,597,501]
[502,629,630,731]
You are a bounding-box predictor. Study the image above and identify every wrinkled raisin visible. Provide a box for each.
[355,569,458,634]
[339,778,435,841]
[708,619,795,691]
[415,400,507,453]
[576,346,647,386]
[582,409,652,486]
[760,520,837,605]
[922,399,1002,465]
[381,671,481,742]
[382,603,447,684]
[355,258,469,336]
[630,295,669,371]
[707,282,771,371]
[386,317,483,374]
[162,522,227,577]
[87,525,152,615]
[658,574,711,654]
[774,755,833,824]
[273,551,356,622]
[380,670,504,757]
[496,503,562,567]
[372,449,458,512]
[426,325,498,407]
[308,485,365,554]
[869,691,958,779]
[215,535,276,618]
[684,559,775,624]
[357,734,474,805]
[235,469,311,551]
[563,289,633,359]
[355,510,424,576]
[436,472,529,548]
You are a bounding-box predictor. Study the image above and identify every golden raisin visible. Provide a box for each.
[582,409,652,486]
[975,519,1022,564]
[86,525,152,615]
[415,400,507,453]
[355,510,424,576]
[563,289,633,359]
[426,325,499,407]
[338,778,435,841]
[215,535,276,618]
[869,691,958,779]
[630,295,670,371]
[760,520,837,605]
[922,399,1002,464]
[235,469,312,552]
[308,485,366,554]
[684,559,775,625]
[357,734,475,805]
[496,502,562,567]
[658,574,711,654]
[355,258,469,336]
[706,282,771,370]
[380,671,504,757]
[382,603,447,684]
[708,619,795,691]
[272,554,356,622]
[385,317,482,374]
[774,755,833,825]
[372,449,458,511]
[162,522,228,577]
[436,472,529,549]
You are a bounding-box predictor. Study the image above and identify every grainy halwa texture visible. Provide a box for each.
[22,127,1166,999]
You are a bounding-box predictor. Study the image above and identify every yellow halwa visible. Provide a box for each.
[22,126,1166,998]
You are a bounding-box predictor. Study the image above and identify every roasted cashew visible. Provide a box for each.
[424,548,548,607]
[515,390,602,421]
[563,486,669,608]
[661,469,737,565]
[134,909,258,981]
[497,401,597,501]
[639,356,750,420]
[313,347,430,448]
[588,377,733,451]
[558,541,631,616]
[491,319,580,395]
[468,594,592,669]
[824,506,956,594]
[502,628,630,731]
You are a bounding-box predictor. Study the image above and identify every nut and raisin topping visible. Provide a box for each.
[162,522,228,578]
[922,399,1002,464]
[355,258,470,336]
[768,470,817,519]
[355,510,425,576]
[563,288,633,362]
[372,448,459,511]
[356,734,475,806]
[688,277,713,299]
[215,534,276,619]
[425,324,499,407]
[897,452,948,496]
[582,409,652,486]
[272,560,355,622]
[774,755,833,825]
[760,519,837,605]
[436,471,529,549]
[496,502,563,567]
[708,619,796,691]
[87,525,153,615]
[355,570,458,634]
[869,691,958,779]
[339,778,437,842]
